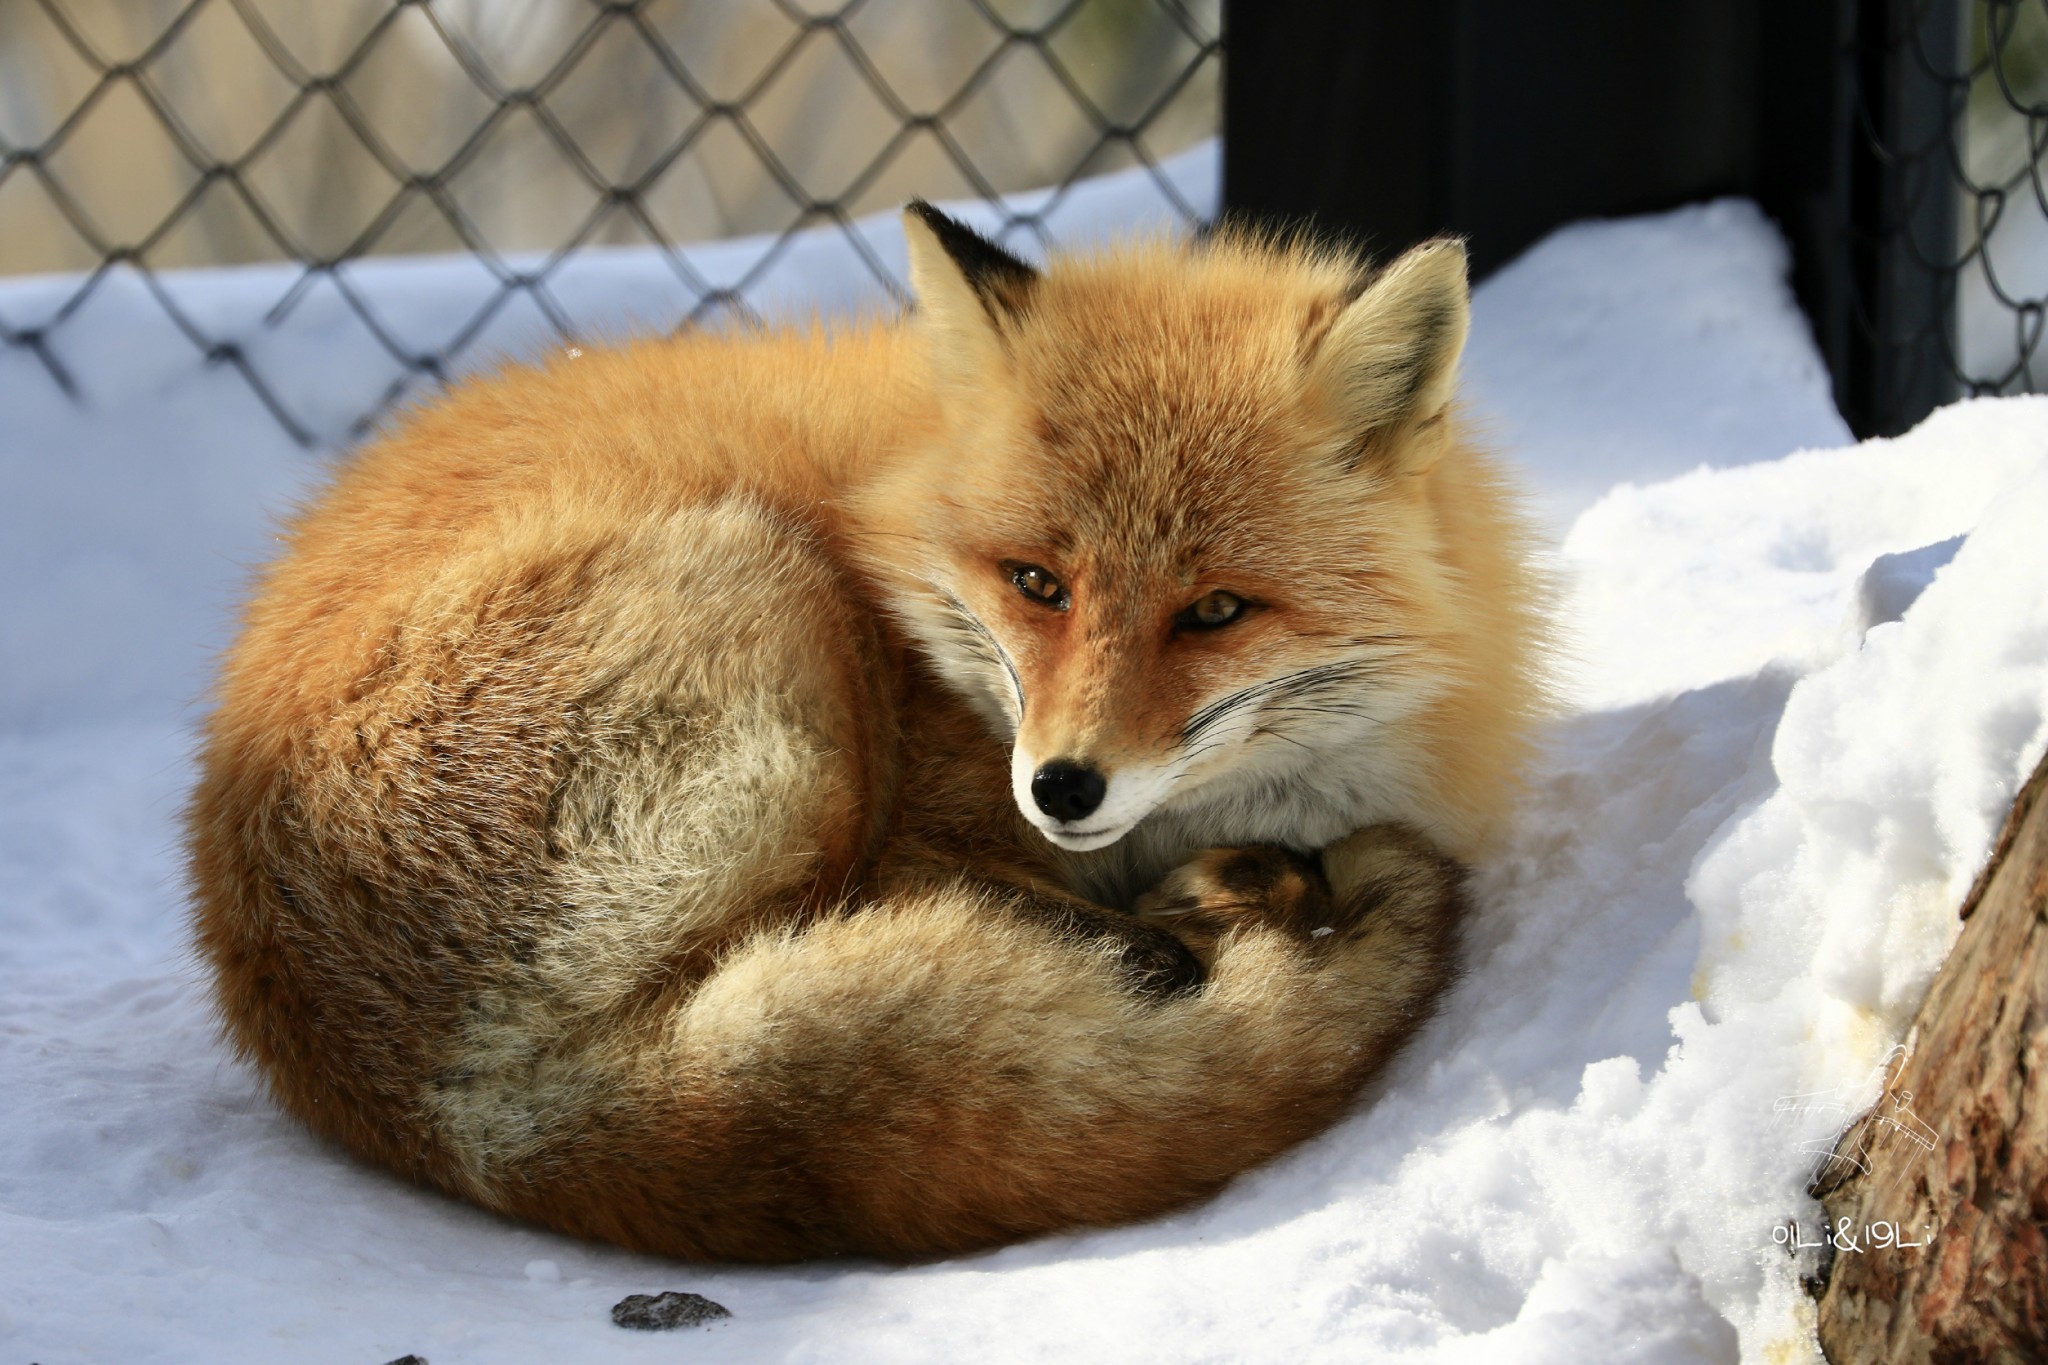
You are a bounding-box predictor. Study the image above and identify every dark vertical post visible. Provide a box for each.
[1752,0,1857,409]
[1221,3,1462,261]
[1221,0,1966,438]
[1840,0,1963,435]
[1223,1,1762,278]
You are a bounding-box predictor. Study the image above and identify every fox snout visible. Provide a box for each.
[1029,759,1107,822]
[1011,746,1179,852]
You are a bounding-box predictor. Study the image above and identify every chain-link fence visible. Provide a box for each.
[0,0,1220,444]
[1848,0,2048,434]
[6,0,2044,448]
[1955,1,2047,398]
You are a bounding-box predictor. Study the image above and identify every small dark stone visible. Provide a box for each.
[1800,1233,1836,1300]
[383,1356,428,1365]
[610,1290,733,1331]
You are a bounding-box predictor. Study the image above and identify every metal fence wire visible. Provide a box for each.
[0,0,1220,444]
[4,1,2044,449]
[1852,0,2048,435]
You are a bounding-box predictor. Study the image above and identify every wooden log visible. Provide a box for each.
[1811,748,2048,1363]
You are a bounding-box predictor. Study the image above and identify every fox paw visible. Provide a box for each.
[1134,845,1338,952]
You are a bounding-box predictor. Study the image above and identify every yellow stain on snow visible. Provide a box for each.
[1688,933,1746,1001]
[1821,1003,1889,1077]
[1761,1290,1824,1365]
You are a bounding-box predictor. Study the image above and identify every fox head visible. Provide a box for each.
[860,202,1529,856]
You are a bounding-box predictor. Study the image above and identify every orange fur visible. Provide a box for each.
[187,209,1548,1261]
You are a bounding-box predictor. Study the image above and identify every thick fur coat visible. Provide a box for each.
[187,206,1547,1260]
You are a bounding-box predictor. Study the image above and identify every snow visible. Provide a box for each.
[5,140,2047,1363]
[1462,197,1851,529]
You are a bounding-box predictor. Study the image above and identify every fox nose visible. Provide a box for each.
[1031,760,1107,823]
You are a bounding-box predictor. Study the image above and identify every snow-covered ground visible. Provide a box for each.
[4,143,2045,1364]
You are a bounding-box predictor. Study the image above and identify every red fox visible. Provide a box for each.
[187,204,1546,1261]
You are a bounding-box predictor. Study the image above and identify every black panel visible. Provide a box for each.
[1223,0,1963,436]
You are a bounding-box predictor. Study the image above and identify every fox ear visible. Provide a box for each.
[904,201,1039,383]
[1307,238,1470,471]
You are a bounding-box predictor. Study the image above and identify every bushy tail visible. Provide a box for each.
[454,825,1463,1261]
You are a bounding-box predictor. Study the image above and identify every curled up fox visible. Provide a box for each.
[188,204,1546,1261]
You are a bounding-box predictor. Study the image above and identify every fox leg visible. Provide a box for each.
[1132,844,1342,960]
[1133,825,1464,967]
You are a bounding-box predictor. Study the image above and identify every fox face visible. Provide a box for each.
[863,206,1501,857]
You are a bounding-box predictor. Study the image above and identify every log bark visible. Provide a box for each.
[1812,748,2048,1363]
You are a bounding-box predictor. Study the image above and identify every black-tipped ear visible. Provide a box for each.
[905,200,1039,325]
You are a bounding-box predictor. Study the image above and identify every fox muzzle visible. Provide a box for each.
[1030,760,1107,822]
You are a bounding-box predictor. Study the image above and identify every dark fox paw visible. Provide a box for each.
[1109,929,1206,998]
[1134,845,1339,953]
[1004,889,1206,999]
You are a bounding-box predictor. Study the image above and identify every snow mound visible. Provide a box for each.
[1463,198,1851,529]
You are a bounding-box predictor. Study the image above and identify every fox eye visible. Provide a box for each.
[1177,590,1247,630]
[1008,563,1068,610]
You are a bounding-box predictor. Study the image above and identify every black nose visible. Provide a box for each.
[1031,760,1107,823]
